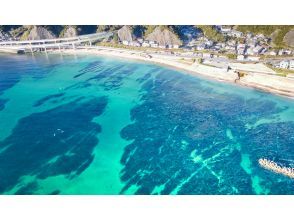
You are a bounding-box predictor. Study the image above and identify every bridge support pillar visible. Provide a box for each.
[29,43,33,53]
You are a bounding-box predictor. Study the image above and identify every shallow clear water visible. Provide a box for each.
[0,53,293,195]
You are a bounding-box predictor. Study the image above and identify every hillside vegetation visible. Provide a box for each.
[0,25,293,49]
[236,25,294,48]
[196,25,225,42]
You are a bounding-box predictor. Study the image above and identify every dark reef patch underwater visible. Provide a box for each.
[0,54,293,194]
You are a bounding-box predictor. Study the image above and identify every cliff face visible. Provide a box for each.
[26,26,56,40]
[117,25,133,42]
[284,30,294,48]
[146,26,182,46]
[62,26,78,38]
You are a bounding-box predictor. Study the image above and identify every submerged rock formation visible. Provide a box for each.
[146,26,182,46]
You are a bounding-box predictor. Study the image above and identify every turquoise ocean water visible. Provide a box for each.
[0,53,293,194]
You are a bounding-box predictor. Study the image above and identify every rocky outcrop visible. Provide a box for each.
[26,26,56,40]
[117,25,133,42]
[283,30,294,48]
[146,26,182,46]
[0,30,12,41]
[62,26,78,38]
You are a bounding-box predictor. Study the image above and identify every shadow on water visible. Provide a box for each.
[119,71,294,195]
[33,93,66,107]
[0,96,108,194]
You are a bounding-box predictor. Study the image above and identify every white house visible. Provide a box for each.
[237,48,246,55]
[289,60,294,70]
[137,38,144,43]
[122,40,129,46]
[284,50,292,55]
[279,60,289,69]
[253,46,263,54]
[246,48,254,55]
[278,50,284,56]
[158,45,167,49]
[202,53,212,58]
[150,43,159,48]
[130,41,141,47]
[247,56,260,61]
[225,45,236,51]
[205,40,214,47]
[196,44,206,51]
[237,43,246,49]
[237,55,245,61]
[220,26,232,33]
[227,40,236,47]
[142,42,150,47]
[269,51,277,56]
[229,30,243,38]
[173,45,179,49]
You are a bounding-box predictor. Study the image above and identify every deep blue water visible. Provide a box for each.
[0,53,293,194]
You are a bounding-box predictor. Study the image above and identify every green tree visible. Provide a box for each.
[196,25,225,42]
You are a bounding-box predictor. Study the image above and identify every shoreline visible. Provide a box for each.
[50,47,294,99]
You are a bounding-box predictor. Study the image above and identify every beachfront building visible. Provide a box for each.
[158,45,167,49]
[279,60,289,69]
[246,47,254,56]
[130,41,141,47]
[122,40,129,46]
[277,49,291,56]
[267,51,278,56]
[253,45,263,54]
[142,41,150,47]
[237,55,245,61]
[150,42,159,48]
[247,56,260,62]
[284,50,292,55]
[202,53,212,58]
[137,38,144,43]
[237,43,246,55]
[289,60,294,70]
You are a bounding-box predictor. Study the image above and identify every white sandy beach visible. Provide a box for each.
[56,46,294,98]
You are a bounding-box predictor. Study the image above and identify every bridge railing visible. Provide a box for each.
[0,32,113,46]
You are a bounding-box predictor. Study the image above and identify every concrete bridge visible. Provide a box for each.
[0,32,113,54]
